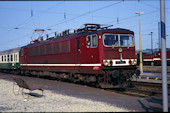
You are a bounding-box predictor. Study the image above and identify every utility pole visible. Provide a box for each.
[160,0,168,112]
[136,11,144,74]
[148,32,153,55]
[158,22,161,51]
[148,32,154,66]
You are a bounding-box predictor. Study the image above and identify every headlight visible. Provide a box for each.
[103,60,113,66]
[104,61,108,66]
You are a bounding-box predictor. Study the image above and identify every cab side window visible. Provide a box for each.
[86,34,98,48]
[86,36,91,48]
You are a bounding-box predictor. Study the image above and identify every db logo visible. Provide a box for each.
[93,66,99,70]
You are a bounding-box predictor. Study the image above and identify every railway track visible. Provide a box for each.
[0,72,169,97]
[114,81,170,97]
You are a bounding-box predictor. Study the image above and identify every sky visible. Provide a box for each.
[0,0,170,51]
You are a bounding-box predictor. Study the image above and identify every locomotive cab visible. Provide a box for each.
[102,33,136,66]
[98,29,139,88]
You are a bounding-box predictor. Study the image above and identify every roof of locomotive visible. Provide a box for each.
[24,27,134,48]
[0,47,21,55]
[98,28,134,34]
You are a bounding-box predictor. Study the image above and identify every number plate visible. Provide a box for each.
[116,61,126,64]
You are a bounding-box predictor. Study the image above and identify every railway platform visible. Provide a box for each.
[132,72,170,84]
[133,66,170,84]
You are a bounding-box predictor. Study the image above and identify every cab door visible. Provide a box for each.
[76,34,100,73]
[81,34,99,63]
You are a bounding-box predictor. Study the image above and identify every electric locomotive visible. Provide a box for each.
[153,51,170,65]
[2,23,140,88]
[140,49,170,66]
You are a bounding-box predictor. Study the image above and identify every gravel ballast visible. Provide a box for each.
[0,79,135,112]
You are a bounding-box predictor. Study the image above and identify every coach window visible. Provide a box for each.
[5,55,6,62]
[2,56,3,62]
[15,54,17,62]
[11,54,13,62]
[7,55,9,62]
[86,34,98,48]
[14,54,15,61]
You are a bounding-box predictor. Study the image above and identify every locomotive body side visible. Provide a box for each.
[20,32,102,75]
[21,36,79,74]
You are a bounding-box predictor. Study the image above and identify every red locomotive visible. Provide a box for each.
[143,49,170,66]
[20,24,139,88]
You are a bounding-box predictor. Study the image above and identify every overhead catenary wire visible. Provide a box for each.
[0,2,64,34]
[0,2,65,49]
[104,9,158,26]
[45,1,122,29]
[0,1,123,50]
[0,9,160,48]
[0,1,169,51]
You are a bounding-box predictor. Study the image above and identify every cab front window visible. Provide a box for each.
[103,34,118,46]
[120,35,133,47]
[103,34,134,47]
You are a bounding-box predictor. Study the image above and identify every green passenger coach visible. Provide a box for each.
[0,47,21,73]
